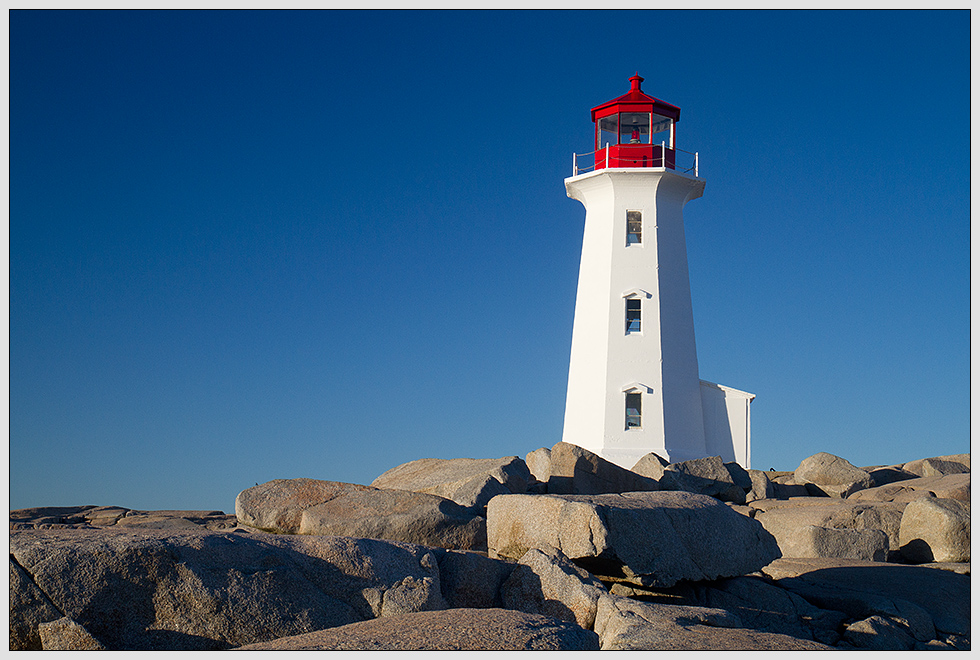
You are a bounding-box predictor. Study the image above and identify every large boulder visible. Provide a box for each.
[593,595,834,650]
[749,497,905,558]
[9,528,454,650]
[487,491,779,588]
[500,546,608,629]
[659,455,747,504]
[370,456,531,511]
[898,496,970,563]
[793,452,872,498]
[234,608,600,650]
[236,479,486,551]
[545,442,659,495]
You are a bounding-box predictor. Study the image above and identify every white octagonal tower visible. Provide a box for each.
[561,74,754,469]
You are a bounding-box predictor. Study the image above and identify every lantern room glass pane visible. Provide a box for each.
[620,112,650,144]
[652,113,673,147]
[598,115,617,150]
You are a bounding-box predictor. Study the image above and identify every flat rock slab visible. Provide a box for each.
[848,473,970,503]
[9,506,237,531]
[234,608,600,650]
[9,528,452,650]
[595,595,834,650]
[488,491,779,588]
[764,557,971,638]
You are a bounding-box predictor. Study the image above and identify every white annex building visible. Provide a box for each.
[561,74,754,469]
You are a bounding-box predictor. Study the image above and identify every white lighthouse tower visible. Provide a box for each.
[561,74,754,469]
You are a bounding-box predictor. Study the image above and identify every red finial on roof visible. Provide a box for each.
[629,73,644,92]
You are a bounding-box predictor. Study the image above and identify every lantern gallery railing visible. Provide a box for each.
[572,143,699,177]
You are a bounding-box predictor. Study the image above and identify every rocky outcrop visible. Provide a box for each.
[9,505,238,531]
[234,608,601,650]
[371,456,531,511]
[487,491,780,588]
[236,478,486,551]
[541,442,660,495]
[8,449,971,651]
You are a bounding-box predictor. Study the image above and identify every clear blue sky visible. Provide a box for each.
[10,10,970,513]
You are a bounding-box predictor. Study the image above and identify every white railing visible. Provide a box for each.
[572,143,699,177]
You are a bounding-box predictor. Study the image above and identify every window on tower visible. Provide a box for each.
[625,392,642,429]
[627,210,642,244]
[626,298,641,334]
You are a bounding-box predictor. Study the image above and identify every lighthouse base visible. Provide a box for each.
[577,379,755,471]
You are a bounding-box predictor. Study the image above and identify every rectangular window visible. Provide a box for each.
[626,298,641,334]
[625,392,642,429]
[627,210,642,245]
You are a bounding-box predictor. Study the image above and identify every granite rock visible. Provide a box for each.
[545,442,659,495]
[793,452,872,498]
[236,478,487,551]
[488,491,779,588]
[234,608,600,650]
[371,456,531,511]
[500,546,608,629]
[898,496,970,563]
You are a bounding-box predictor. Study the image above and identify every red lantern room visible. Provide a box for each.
[590,73,681,171]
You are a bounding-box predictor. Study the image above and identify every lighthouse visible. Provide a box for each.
[561,74,754,469]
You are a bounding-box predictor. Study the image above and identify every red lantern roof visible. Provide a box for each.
[590,73,681,123]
